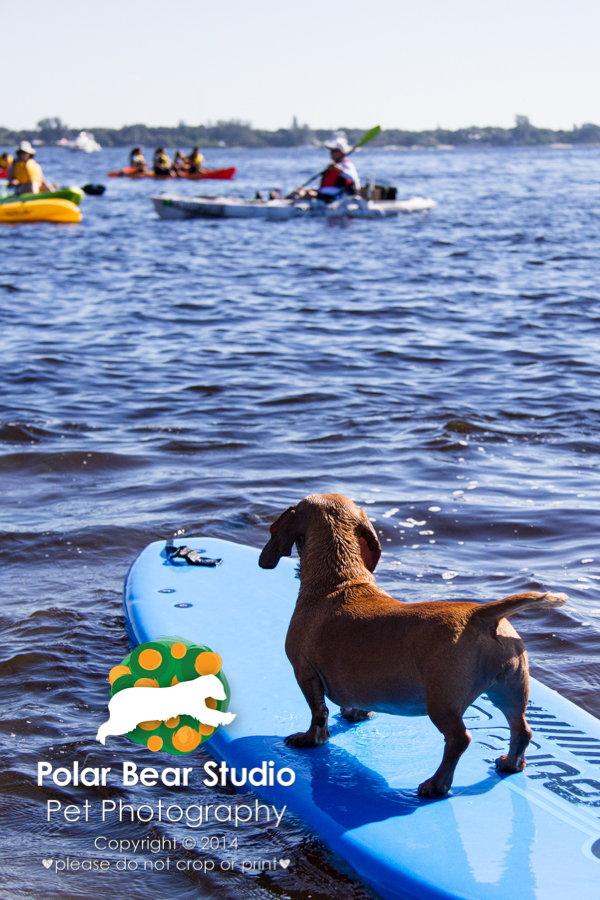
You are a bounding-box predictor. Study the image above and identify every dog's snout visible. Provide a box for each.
[258,540,281,569]
[259,505,304,568]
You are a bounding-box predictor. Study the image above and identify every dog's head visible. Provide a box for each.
[258,493,381,573]
[187,673,226,700]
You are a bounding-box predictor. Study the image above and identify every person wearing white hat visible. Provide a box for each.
[6,141,53,194]
[317,136,361,203]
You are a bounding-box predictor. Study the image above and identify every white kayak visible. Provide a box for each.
[151,193,436,220]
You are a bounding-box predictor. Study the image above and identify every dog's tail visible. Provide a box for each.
[471,590,568,626]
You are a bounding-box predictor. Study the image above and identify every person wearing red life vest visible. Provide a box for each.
[317,136,360,203]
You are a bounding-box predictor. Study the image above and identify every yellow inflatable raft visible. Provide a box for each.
[0,198,81,224]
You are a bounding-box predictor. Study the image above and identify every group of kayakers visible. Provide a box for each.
[1,133,362,202]
[129,146,206,177]
[126,136,359,199]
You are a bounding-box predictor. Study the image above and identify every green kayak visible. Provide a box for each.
[0,187,84,206]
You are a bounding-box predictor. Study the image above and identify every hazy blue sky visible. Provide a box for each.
[3,0,600,132]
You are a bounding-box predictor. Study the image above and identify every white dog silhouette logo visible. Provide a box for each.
[99,640,234,754]
[97,674,235,744]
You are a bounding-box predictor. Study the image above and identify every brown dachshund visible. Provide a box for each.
[259,493,568,797]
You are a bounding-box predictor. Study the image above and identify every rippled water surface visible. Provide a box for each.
[2,146,600,899]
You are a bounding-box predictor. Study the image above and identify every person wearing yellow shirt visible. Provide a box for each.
[0,151,14,172]
[6,141,53,194]
[153,147,173,177]
[129,146,147,172]
[186,147,205,175]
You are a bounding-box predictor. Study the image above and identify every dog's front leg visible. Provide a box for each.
[285,663,330,748]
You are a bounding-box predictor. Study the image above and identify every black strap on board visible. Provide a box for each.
[165,540,222,567]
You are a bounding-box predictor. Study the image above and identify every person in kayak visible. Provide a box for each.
[6,141,53,194]
[186,147,205,175]
[129,147,147,172]
[317,136,360,202]
[287,136,360,202]
[0,151,14,172]
[173,151,188,176]
[153,148,174,177]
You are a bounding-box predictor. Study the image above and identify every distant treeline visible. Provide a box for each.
[2,116,600,149]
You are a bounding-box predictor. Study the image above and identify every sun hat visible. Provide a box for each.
[17,140,35,155]
[325,136,351,154]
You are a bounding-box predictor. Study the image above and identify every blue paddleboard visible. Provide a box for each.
[124,537,600,900]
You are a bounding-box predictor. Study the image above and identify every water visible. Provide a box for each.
[1,145,600,899]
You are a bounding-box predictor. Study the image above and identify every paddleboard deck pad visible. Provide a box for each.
[124,537,600,900]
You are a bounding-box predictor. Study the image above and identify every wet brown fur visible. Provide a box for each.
[259,493,568,797]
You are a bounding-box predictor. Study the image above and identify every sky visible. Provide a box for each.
[2,0,600,133]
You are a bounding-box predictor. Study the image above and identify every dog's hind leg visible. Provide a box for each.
[418,701,471,798]
[486,670,532,773]
[285,663,330,748]
[341,708,373,722]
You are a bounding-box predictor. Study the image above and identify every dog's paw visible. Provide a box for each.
[284,731,318,748]
[417,777,450,799]
[495,753,526,774]
[341,708,373,722]
[284,726,329,747]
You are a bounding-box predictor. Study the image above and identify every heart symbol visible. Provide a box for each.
[279,859,290,869]
[42,859,53,869]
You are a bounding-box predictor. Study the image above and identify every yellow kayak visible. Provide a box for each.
[0,198,81,224]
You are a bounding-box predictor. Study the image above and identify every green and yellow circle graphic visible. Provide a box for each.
[107,638,231,755]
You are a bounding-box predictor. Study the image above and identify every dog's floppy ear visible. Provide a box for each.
[358,513,381,572]
[259,505,303,569]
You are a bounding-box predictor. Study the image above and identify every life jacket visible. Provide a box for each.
[130,152,145,165]
[320,167,352,190]
[320,157,358,195]
[0,153,13,168]
[188,151,203,166]
[154,152,171,169]
[14,158,42,184]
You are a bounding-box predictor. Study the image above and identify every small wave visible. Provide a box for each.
[0,450,149,475]
[162,439,248,453]
[0,422,55,443]
[260,392,341,407]
[292,433,348,445]
[183,384,226,395]
[444,419,486,434]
